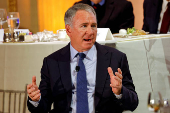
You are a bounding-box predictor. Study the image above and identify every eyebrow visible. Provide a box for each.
[81,23,97,25]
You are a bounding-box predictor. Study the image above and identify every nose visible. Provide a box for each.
[86,26,94,35]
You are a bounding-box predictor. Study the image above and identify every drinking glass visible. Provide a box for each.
[148,91,163,113]
[7,12,20,30]
[0,8,7,29]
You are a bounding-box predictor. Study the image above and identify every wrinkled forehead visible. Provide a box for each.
[73,10,97,22]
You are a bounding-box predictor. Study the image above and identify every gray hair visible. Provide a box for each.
[64,3,96,26]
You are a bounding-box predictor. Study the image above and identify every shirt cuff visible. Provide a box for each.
[29,96,41,107]
[114,94,122,99]
[29,100,39,107]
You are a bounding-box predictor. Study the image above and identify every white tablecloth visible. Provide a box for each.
[115,35,170,113]
[1,35,170,113]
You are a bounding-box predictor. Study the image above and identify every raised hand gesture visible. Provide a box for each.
[27,76,41,102]
[108,67,123,95]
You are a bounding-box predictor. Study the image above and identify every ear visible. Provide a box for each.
[65,24,72,37]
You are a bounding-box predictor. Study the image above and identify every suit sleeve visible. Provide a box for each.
[142,0,149,32]
[119,53,139,111]
[27,57,53,113]
[119,1,134,30]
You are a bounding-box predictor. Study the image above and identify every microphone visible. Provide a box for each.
[75,66,80,72]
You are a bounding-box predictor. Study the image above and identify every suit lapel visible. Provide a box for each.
[58,43,72,92]
[57,42,112,107]
[154,0,163,31]
[99,0,115,27]
[94,42,111,107]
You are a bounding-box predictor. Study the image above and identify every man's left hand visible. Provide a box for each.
[108,67,123,95]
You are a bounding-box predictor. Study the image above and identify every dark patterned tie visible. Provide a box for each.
[77,53,89,113]
[160,2,170,33]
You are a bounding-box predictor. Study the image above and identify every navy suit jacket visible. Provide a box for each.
[27,42,138,113]
[142,0,163,33]
[75,0,134,34]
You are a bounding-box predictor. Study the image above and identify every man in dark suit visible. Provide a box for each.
[75,0,134,34]
[142,0,170,33]
[27,3,138,113]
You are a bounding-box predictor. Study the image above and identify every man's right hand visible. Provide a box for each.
[27,76,41,102]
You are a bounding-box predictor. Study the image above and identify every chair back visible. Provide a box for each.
[0,84,27,113]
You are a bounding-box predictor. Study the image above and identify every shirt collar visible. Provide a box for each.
[70,44,96,61]
[163,0,170,10]
[164,0,170,6]
[91,0,105,6]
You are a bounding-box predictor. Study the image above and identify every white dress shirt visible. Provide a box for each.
[70,44,97,113]
[158,0,170,33]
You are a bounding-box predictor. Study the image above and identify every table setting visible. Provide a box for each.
[1,7,170,44]
[1,12,170,44]
[113,27,170,42]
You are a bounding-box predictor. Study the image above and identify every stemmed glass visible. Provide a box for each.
[7,12,20,31]
[0,8,7,29]
[148,91,163,113]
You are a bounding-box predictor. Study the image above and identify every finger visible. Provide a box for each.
[30,90,40,98]
[32,93,41,101]
[29,93,40,102]
[115,72,123,79]
[27,84,34,94]
[32,84,39,91]
[110,78,122,87]
[118,68,122,75]
[114,75,122,83]
[108,67,114,78]
[110,76,122,86]
[110,84,120,88]
[32,76,37,86]
[27,84,33,90]
[27,86,36,94]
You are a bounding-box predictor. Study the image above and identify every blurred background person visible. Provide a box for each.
[142,0,170,34]
[75,0,135,34]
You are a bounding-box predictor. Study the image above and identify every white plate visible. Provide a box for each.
[113,34,128,38]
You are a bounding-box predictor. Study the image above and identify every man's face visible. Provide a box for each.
[66,10,97,52]
[90,0,102,4]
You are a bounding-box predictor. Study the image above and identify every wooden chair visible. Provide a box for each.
[0,84,27,113]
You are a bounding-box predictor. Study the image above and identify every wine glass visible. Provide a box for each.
[7,12,20,31]
[0,8,7,29]
[148,91,163,112]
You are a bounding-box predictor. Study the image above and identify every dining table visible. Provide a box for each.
[0,34,170,113]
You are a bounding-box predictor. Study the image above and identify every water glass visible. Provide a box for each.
[148,91,163,113]
[0,8,7,29]
[7,12,20,29]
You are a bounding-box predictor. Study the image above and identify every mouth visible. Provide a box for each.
[83,39,92,42]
